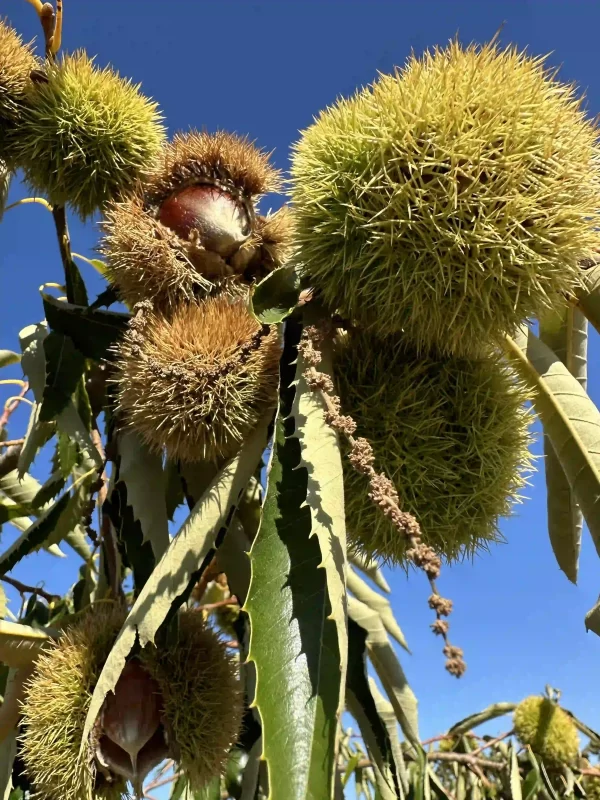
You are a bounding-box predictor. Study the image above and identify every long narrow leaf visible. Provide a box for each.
[244,321,341,800]
[117,430,169,561]
[348,596,420,749]
[0,621,54,668]
[347,567,408,651]
[504,329,600,562]
[80,413,271,751]
[577,261,600,335]
[349,552,391,594]
[448,703,516,735]
[293,324,348,715]
[539,307,587,583]
[346,618,404,800]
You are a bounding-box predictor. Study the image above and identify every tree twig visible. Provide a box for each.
[144,771,182,793]
[470,730,513,757]
[51,206,79,305]
[0,440,25,448]
[427,752,503,771]
[0,575,60,603]
[0,383,29,433]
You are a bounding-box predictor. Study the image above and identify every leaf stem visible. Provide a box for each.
[0,574,60,603]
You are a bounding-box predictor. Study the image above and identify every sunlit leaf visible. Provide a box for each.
[539,306,587,583]
[504,329,600,565]
[245,320,341,800]
[348,567,409,652]
[0,353,20,370]
[349,551,391,594]
[0,621,54,669]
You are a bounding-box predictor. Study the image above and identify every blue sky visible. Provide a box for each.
[1,0,600,756]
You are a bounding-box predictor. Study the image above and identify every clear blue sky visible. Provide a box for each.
[1,0,600,746]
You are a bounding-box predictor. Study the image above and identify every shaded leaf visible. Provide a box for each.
[522,769,540,800]
[80,413,271,752]
[0,161,10,223]
[346,619,403,800]
[348,595,420,749]
[105,480,154,593]
[32,470,66,509]
[19,324,101,470]
[349,551,391,594]
[0,493,70,574]
[117,430,169,561]
[42,293,129,361]
[504,329,600,561]
[0,621,54,668]
[0,585,5,619]
[448,703,516,735]
[216,519,251,605]
[540,307,587,583]
[245,320,340,800]
[0,504,32,524]
[250,265,302,324]
[348,567,408,652]
[539,760,559,800]
[0,353,20,370]
[39,333,86,422]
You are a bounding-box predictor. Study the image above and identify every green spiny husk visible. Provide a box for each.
[335,331,533,563]
[513,696,580,767]
[139,611,243,792]
[20,604,129,800]
[291,40,600,357]
[0,19,38,162]
[13,51,165,218]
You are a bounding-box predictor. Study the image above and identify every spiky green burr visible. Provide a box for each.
[514,696,579,767]
[14,51,165,218]
[335,332,533,562]
[291,41,600,357]
[0,20,38,162]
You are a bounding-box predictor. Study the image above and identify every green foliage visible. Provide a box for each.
[335,331,533,562]
[291,40,600,357]
[13,52,165,218]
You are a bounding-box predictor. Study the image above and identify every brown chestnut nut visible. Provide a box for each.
[158,184,251,257]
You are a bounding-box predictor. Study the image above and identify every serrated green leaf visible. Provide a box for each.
[293,323,348,715]
[80,413,271,753]
[540,307,587,584]
[105,479,154,592]
[577,262,600,335]
[250,265,302,324]
[16,403,55,478]
[117,430,169,561]
[0,493,70,574]
[39,333,86,422]
[0,353,20,370]
[448,703,516,736]
[0,503,32,524]
[348,568,408,652]
[349,552,390,594]
[19,324,101,470]
[348,595,419,751]
[244,323,341,800]
[32,470,66,509]
[57,432,78,478]
[369,680,409,798]
[346,620,404,800]
[504,329,600,563]
[42,293,128,361]
[0,621,54,668]
[538,760,559,800]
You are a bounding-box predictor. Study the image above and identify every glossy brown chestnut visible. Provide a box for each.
[158,184,250,257]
